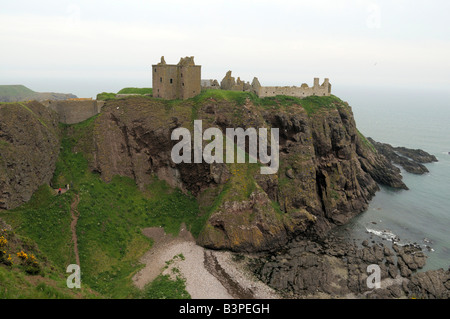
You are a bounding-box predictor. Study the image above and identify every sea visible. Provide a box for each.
[330,85,450,272]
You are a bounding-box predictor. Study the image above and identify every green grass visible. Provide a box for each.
[117,88,153,95]
[193,89,341,116]
[1,185,74,271]
[194,89,254,106]
[96,88,153,101]
[96,92,117,101]
[140,274,190,299]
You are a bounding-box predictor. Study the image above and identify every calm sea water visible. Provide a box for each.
[331,86,450,271]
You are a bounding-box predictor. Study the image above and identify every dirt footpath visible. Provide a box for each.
[132,225,280,299]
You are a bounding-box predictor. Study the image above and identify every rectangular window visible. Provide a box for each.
[160,77,162,83]
[154,68,156,72]
[170,79,173,84]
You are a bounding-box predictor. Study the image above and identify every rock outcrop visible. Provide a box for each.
[253,235,448,299]
[0,101,60,209]
[87,95,408,252]
[368,138,438,175]
[2,94,431,253]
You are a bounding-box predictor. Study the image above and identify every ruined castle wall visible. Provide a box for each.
[45,100,100,124]
[179,65,201,99]
[152,65,180,99]
[257,78,331,98]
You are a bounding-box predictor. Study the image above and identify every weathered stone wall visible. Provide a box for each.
[219,71,260,93]
[257,78,331,98]
[217,71,331,98]
[201,79,220,90]
[152,56,201,100]
[179,64,201,99]
[43,100,101,124]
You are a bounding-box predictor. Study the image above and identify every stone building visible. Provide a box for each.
[152,56,201,100]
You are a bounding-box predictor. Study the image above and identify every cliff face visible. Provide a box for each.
[89,95,406,252]
[0,101,60,209]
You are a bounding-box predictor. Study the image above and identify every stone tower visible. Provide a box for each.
[152,56,201,100]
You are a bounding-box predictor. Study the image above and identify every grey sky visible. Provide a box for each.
[1,0,449,97]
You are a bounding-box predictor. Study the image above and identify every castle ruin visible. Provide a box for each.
[257,77,331,98]
[206,70,331,98]
[152,56,201,100]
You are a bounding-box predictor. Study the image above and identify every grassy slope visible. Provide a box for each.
[96,88,153,101]
[1,115,195,298]
[117,88,153,95]
[0,85,36,100]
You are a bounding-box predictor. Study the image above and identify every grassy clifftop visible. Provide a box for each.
[96,87,153,101]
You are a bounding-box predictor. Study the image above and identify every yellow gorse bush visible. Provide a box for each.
[17,250,28,260]
[0,235,7,247]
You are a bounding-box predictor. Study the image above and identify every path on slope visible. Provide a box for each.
[70,194,80,266]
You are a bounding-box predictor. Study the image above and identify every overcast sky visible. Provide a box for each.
[1,0,449,97]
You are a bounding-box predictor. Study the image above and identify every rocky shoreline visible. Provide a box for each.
[249,234,449,299]
[368,138,438,175]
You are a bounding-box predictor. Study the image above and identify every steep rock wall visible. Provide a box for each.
[89,96,406,252]
[0,101,60,209]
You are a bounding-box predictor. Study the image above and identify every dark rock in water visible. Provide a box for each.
[251,233,444,299]
[367,138,436,175]
[394,146,438,163]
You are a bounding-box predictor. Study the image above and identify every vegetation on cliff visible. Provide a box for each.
[96,87,153,101]
[0,89,411,298]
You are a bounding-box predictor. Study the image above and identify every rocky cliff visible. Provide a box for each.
[1,94,426,252]
[0,101,60,209]
[87,94,408,252]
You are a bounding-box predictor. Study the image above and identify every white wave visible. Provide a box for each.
[365,227,400,242]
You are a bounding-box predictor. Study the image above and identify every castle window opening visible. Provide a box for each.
[160,77,162,83]
[170,79,173,84]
